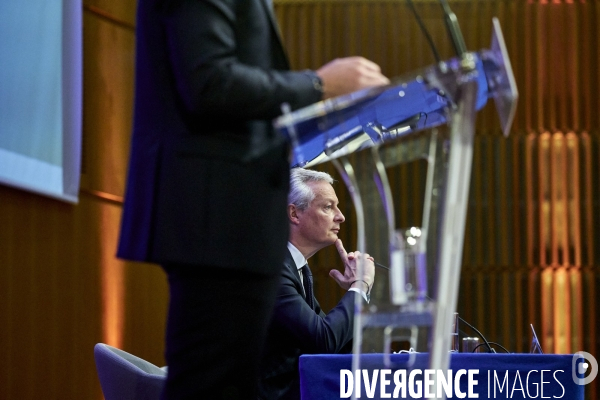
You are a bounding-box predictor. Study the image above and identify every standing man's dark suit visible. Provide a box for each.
[259,249,357,399]
[117,1,322,399]
[117,1,388,398]
[118,0,322,269]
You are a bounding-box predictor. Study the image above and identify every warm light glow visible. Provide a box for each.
[100,205,124,349]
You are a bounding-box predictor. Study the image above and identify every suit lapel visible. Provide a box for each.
[258,0,279,39]
[284,250,322,314]
[258,0,290,69]
[283,249,308,302]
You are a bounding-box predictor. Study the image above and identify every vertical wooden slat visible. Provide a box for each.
[568,3,580,131]
[514,268,525,352]
[570,267,583,354]
[483,136,498,337]
[541,267,555,352]
[550,4,566,131]
[484,135,496,266]
[583,266,597,400]
[567,132,581,267]
[529,267,542,348]
[554,266,571,353]
[322,2,333,65]
[472,137,484,266]
[311,3,323,67]
[497,137,509,266]
[551,133,568,265]
[539,132,552,266]
[512,135,524,266]
[532,2,545,131]
[526,133,538,267]
[580,132,594,265]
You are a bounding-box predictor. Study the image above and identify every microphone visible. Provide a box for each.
[406,0,468,62]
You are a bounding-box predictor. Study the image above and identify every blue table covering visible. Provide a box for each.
[299,353,584,399]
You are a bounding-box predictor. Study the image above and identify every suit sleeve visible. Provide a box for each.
[271,266,359,354]
[162,0,321,120]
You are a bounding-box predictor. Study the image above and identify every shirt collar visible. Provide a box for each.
[287,242,307,271]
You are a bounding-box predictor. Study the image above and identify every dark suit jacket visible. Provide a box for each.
[117,0,322,272]
[258,249,358,399]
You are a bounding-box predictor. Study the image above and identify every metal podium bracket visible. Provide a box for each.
[428,73,479,400]
[329,156,366,377]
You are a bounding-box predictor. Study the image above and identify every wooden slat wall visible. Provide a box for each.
[0,2,168,400]
[275,2,599,398]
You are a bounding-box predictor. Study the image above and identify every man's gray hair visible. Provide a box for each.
[288,168,334,211]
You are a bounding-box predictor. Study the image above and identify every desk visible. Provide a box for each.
[299,353,584,399]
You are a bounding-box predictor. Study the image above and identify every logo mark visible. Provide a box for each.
[572,351,598,385]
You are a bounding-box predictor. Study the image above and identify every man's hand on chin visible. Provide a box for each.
[328,239,375,291]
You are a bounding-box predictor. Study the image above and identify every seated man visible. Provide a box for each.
[258,167,375,399]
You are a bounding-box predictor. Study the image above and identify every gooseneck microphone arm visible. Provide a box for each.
[438,0,468,58]
[405,0,442,63]
[457,316,495,353]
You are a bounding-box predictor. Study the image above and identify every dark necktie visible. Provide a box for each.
[302,264,315,309]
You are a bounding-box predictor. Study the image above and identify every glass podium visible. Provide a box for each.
[274,18,517,400]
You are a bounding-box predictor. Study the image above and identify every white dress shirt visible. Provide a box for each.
[287,242,308,295]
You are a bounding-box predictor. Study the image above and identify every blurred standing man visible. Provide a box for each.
[259,168,375,399]
[117,1,389,399]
